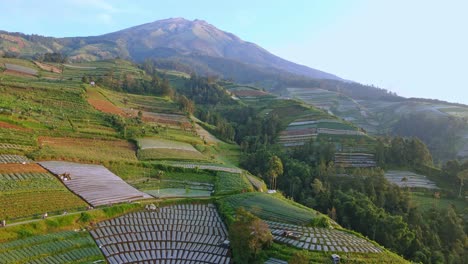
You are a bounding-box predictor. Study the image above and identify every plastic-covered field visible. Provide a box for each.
[268,221,382,253]
[90,203,231,264]
[40,161,151,206]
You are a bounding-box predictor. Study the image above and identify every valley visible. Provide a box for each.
[0,16,466,263]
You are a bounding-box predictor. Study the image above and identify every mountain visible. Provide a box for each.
[0,18,342,82]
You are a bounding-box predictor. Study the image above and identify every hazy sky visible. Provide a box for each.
[1,0,467,104]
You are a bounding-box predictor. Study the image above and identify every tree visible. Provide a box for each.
[456,169,468,198]
[229,208,272,263]
[267,156,283,190]
[311,178,325,195]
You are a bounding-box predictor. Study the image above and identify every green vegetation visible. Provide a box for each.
[219,193,320,225]
[0,203,142,242]
[0,170,87,220]
[0,231,104,264]
[214,172,253,195]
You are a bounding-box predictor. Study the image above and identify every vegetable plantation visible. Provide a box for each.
[0,230,104,263]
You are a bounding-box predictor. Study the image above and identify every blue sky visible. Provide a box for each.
[1,0,467,104]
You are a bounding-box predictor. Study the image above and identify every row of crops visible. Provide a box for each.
[214,172,253,195]
[0,231,105,263]
[90,203,231,264]
[0,155,31,164]
[268,221,382,253]
[137,137,207,161]
[384,170,439,189]
[220,193,319,225]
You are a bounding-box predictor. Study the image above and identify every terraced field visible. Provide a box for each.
[268,221,382,253]
[40,161,152,207]
[0,155,32,164]
[4,63,38,76]
[137,138,206,161]
[278,117,365,147]
[334,153,376,168]
[90,204,231,264]
[214,172,253,195]
[287,87,376,133]
[141,112,193,130]
[221,193,320,225]
[36,136,137,162]
[86,87,126,116]
[0,162,87,220]
[385,170,439,189]
[0,231,104,263]
[168,162,242,174]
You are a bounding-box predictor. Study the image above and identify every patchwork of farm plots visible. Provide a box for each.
[278,118,365,147]
[0,231,104,263]
[287,87,376,133]
[36,136,137,162]
[0,77,118,138]
[90,203,231,264]
[221,193,320,225]
[384,171,439,189]
[334,153,376,168]
[39,161,152,207]
[0,161,87,220]
[267,221,382,254]
[107,162,220,198]
[141,112,193,130]
[137,138,206,161]
[226,85,275,102]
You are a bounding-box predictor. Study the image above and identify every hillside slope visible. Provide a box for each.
[0,18,341,82]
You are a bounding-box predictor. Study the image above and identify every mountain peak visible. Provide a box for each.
[0,17,342,81]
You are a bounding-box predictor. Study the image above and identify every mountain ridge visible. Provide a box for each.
[0,17,342,81]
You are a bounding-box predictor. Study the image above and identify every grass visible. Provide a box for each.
[0,230,104,264]
[411,192,467,213]
[219,192,320,225]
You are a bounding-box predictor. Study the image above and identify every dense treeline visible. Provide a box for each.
[82,69,174,98]
[239,136,467,263]
[375,137,434,168]
[393,113,466,162]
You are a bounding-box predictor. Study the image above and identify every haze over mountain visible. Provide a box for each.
[0,18,341,82]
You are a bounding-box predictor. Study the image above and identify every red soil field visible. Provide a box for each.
[3,70,36,78]
[0,121,30,131]
[232,90,268,97]
[0,163,47,174]
[87,97,125,116]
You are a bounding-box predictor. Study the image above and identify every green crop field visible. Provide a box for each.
[0,230,104,263]
[220,192,320,225]
[31,136,137,163]
[215,172,253,195]
[137,137,206,161]
[0,169,87,220]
